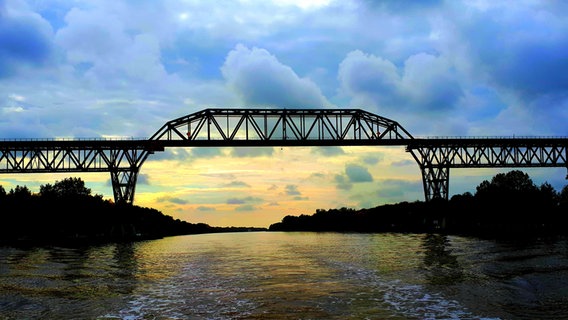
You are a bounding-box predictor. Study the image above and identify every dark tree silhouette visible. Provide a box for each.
[9,185,32,199]
[0,177,249,246]
[270,170,568,238]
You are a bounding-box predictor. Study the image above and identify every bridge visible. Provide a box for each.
[1,108,567,204]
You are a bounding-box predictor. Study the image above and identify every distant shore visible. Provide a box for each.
[2,170,567,247]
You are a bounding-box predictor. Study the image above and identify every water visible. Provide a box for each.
[1,232,568,319]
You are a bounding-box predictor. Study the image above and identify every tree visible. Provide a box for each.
[8,185,32,199]
[539,182,559,206]
[39,177,92,198]
[560,185,568,207]
[475,170,538,195]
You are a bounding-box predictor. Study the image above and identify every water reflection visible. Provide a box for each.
[2,233,568,319]
[421,233,464,285]
[0,243,140,319]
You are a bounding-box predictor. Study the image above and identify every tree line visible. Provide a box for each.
[0,177,263,246]
[269,170,568,238]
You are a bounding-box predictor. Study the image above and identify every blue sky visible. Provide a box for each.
[1,0,567,227]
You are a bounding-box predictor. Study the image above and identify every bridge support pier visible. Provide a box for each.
[419,165,450,201]
[110,168,140,205]
[107,148,153,205]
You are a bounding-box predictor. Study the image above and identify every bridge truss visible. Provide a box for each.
[0,139,163,204]
[0,108,566,205]
[150,108,413,145]
[406,138,568,200]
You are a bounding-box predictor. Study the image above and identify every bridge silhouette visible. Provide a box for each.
[1,108,567,204]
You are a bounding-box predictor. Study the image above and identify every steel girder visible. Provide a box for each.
[406,138,568,201]
[149,108,414,144]
[0,140,162,204]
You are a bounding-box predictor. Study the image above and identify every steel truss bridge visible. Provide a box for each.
[0,108,567,204]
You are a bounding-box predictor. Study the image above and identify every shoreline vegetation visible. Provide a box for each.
[0,177,265,247]
[270,170,568,239]
[1,170,567,247]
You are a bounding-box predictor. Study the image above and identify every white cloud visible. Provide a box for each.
[221,44,333,108]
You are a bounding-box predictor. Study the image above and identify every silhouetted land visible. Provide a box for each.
[270,170,568,239]
[0,177,265,247]
[3,170,568,246]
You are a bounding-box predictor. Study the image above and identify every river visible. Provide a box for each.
[1,232,568,319]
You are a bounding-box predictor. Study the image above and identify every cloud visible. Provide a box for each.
[156,196,188,205]
[223,180,251,188]
[309,172,326,179]
[226,196,263,205]
[0,2,54,78]
[345,163,373,183]
[191,147,224,158]
[311,146,345,156]
[338,50,463,113]
[54,6,171,88]
[221,44,332,108]
[226,198,245,205]
[285,184,301,196]
[392,159,415,167]
[334,174,352,190]
[333,163,374,194]
[363,0,443,13]
[362,155,380,165]
[196,206,216,211]
[230,147,274,157]
[235,204,256,212]
[459,3,568,99]
[137,173,150,185]
[377,178,422,199]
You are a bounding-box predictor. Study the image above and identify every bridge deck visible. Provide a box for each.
[1,137,566,149]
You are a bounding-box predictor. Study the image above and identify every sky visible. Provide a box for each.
[1,0,568,227]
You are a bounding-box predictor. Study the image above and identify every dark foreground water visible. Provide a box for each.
[1,232,568,319]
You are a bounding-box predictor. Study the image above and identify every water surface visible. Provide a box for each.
[1,232,568,319]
